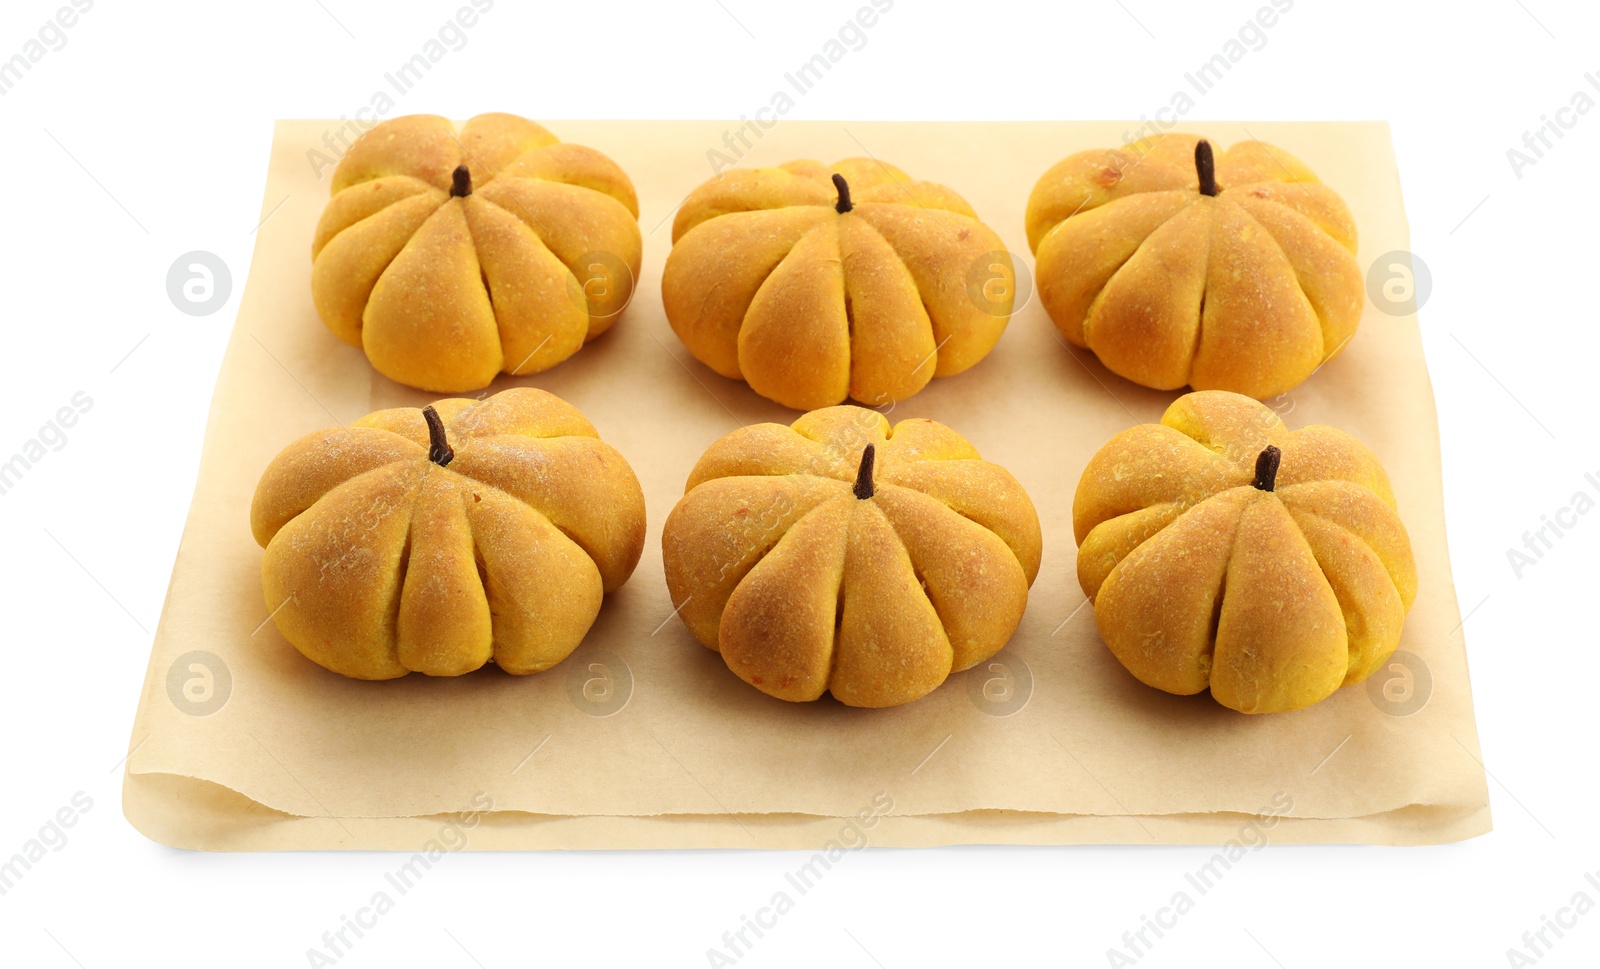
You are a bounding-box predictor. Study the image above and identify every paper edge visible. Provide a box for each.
[123,769,1492,852]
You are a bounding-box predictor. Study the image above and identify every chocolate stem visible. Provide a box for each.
[853,444,875,499]
[832,173,853,214]
[422,405,454,467]
[1195,139,1218,197]
[450,164,472,198]
[1252,445,1281,492]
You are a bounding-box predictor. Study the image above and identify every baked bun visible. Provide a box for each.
[1027,133,1362,398]
[663,159,1013,410]
[250,388,645,678]
[662,406,1041,707]
[1074,391,1417,713]
[312,113,641,393]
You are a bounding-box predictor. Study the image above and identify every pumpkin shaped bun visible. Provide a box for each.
[250,388,646,679]
[663,159,1014,410]
[312,113,642,393]
[662,406,1042,708]
[1026,134,1362,399]
[1074,391,1417,714]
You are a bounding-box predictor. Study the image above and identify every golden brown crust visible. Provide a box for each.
[662,159,1009,410]
[662,406,1041,708]
[1072,391,1416,714]
[250,388,645,679]
[1027,133,1362,399]
[312,113,642,393]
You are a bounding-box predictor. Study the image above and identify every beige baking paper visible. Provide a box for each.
[122,120,1490,850]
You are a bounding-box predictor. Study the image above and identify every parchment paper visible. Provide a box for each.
[122,120,1491,850]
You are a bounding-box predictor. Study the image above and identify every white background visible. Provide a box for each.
[0,0,1595,966]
